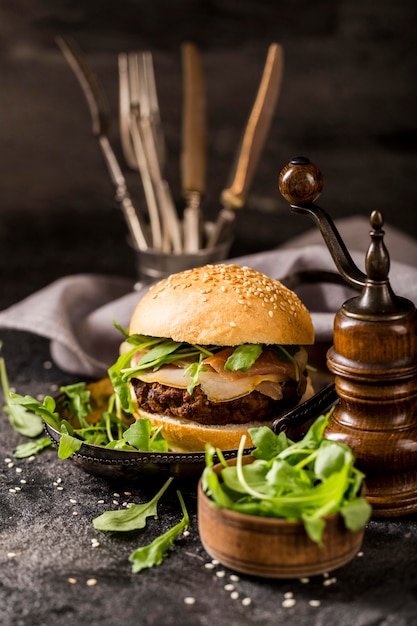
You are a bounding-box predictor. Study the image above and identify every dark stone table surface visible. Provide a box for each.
[1,2,417,625]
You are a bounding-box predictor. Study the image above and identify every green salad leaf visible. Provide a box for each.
[202,410,372,546]
[224,344,263,372]
[93,477,173,532]
[128,490,189,573]
[1,357,45,437]
[13,437,53,458]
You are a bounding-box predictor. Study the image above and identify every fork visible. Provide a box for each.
[119,52,163,249]
[128,51,183,253]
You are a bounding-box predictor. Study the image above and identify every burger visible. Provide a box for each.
[110,263,315,452]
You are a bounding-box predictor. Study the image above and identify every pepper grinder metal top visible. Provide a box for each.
[279,157,417,517]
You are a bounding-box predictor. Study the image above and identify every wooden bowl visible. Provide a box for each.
[197,457,365,579]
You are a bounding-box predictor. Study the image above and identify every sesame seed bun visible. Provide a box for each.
[129,264,314,346]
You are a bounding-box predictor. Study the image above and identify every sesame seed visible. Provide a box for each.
[7,462,14,468]
[216,570,226,578]
[86,578,98,586]
[282,598,296,608]
[309,600,321,607]
[230,591,239,600]
[284,591,294,599]
[20,479,27,484]
[184,597,196,605]
[124,491,132,496]
[67,577,77,584]
[323,577,337,586]
[224,584,235,591]
[15,467,23,474]
[357,551,364,557]
[229,321,237,327]
[229,574,240,582]
[268,310,274,317]
[97,500,105,504]
[113,500,119,506]
[57,486,64,491]
[242,597,252,606]
[204,562,215,569]
[4,458,12,463]
[299,577,310,583]
[7,552,16,559]
[69,498,77,504]
[9,488,16,493]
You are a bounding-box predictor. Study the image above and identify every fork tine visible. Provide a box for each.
[138,51,166,169]
[123,51,163,249]
[118,53,137,169]
[129,50,183,252]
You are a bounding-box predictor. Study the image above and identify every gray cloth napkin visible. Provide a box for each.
[0,217,416,378]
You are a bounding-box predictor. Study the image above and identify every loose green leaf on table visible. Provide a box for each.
[1,357,45,437]
[13,437,53,458]
[93,477,174,532]
[128,490,189,573]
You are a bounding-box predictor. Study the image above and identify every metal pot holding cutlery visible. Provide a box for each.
[278,157,417,517]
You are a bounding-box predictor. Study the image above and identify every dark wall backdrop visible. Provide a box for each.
[1,0,416,306]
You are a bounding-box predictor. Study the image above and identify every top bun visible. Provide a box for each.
[129,264,314,346]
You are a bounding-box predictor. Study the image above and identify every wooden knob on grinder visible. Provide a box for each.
[278,156,324,205]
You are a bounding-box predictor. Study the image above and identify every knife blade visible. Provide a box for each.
[206,43,284,249]
[181,41,207,252]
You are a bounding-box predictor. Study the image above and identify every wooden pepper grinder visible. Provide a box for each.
[279,156,417,517]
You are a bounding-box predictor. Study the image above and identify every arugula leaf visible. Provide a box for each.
[60,382,91,426]
[128,490,189,573]
[9,394,60,430]
[58,431,83,459]
[340,497,373,532]
[224,344,263,372]
[123,419,168,453]
[13,437,53,458]
[249,426,291,460]
[1,358,44,437]
[184,356,207,394]
[93,477,173,531]
[137,339,182,368]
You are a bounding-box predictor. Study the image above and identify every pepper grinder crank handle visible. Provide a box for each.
[278,157,417,518]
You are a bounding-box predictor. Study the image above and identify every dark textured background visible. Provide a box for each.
[1,0,417,308]
[1,2,417,625]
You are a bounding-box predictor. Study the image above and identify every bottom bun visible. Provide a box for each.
[133,377,315,452]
